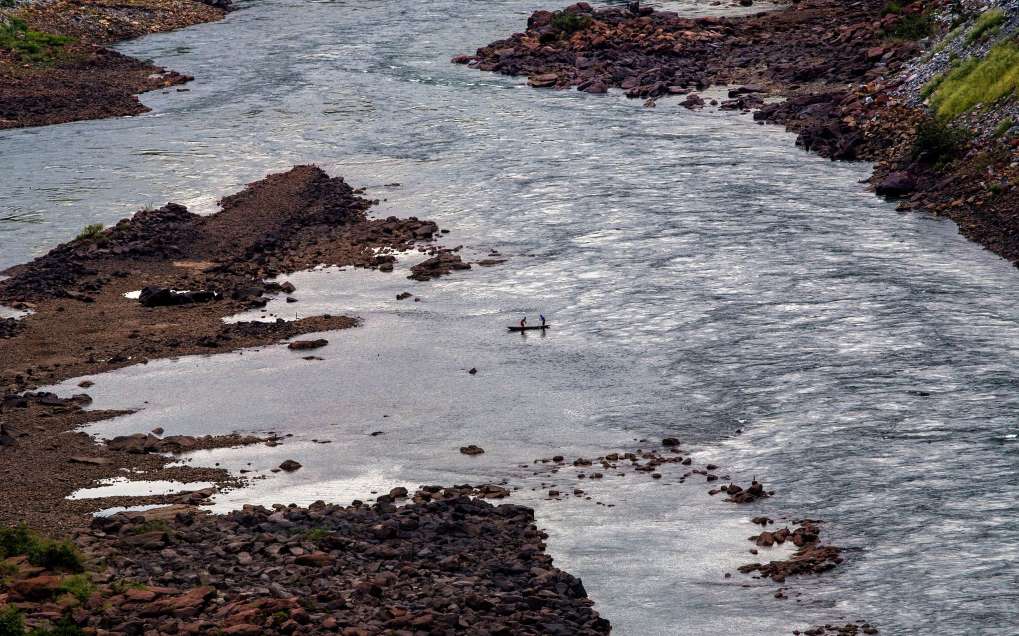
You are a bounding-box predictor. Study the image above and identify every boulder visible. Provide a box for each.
[875,171,916,197]
[138,287,219,308]
[288,339,328,351]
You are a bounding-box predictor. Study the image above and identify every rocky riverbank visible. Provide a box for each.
[456,0,1019,272]
[1,495,609,634]
[0,0,232,129]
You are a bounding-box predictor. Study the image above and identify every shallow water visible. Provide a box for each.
[5,0,1019,633]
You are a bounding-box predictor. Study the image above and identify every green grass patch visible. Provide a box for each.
[994,117,1015,137]
[929,42,1019,119]
[303,528,330,542]
[74,223,104,242]
[965,8,1005,44]
[58,574,93,603]
[882,1,903,15]
[0,607,25,636]
[0,18,71,64]
[0,525,84,573]
[551,12,592,35]
[0,607,85,636]
[885,13,934,40]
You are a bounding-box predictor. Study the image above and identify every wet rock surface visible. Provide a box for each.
[408,249,471,281]
[3,496,610,634]
[739,520,843,583]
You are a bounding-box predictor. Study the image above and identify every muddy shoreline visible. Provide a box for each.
[0,0,232,129]
[0,165,459,530]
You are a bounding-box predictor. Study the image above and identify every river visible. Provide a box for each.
[4,0,1019,634]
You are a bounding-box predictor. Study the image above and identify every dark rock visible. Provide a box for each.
[287,339,328,350]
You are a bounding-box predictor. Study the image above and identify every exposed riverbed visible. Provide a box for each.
[4,0,1019,634]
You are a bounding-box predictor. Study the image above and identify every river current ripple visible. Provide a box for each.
[4,1,1019,634]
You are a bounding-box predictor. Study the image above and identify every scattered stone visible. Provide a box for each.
[288,339,328,350]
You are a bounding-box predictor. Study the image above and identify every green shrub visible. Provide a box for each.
[912,117,969,162]
[58,574,93,602]
[74,223,104,242]
[0,18,71,64]
[882,1,903,15]
[993,117,1014,137]
[303,528,329,542]
[886,13,934,40]
[965,8,1005,44]
[0,525,84,573]
[929,42,1019,119]
[550,12,592,35]
[0,607,24,636]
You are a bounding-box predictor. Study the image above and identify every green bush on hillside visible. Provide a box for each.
[886,13,934,40]
[912,117,969,163]
[965,8,1005,44]
[0,525,84,572]
[929,42,1019,119]
[882,1,903,15]
[994,117,1015,138]
[551,12,592,35]
[74,223,104,242]
[0,608,25,636]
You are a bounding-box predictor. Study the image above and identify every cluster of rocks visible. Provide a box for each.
[532,437,735,485]
[456,0,907,100]
[408,249,472,281]
[2,496,610,634]
[739,520,843,583]
[105,432,271,455]
[797,623,880,635]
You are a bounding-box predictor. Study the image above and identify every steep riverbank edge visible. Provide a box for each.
[0,0,233,129]
[456,0,1018,272]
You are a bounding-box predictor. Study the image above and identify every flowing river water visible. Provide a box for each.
[3,0,1019,633]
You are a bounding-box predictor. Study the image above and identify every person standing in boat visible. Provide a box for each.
[540,314,546,327]
[520,316,527,329]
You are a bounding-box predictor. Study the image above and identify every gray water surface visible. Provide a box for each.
[5,0,1019,634]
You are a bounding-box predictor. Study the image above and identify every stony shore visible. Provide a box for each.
[0,0,232,129]
[456,0,1018,272]
[1,494,610,635]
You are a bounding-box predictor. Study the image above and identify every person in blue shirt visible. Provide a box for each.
[540,314,546,326]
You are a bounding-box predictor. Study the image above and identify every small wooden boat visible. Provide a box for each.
[508,324,551,332]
